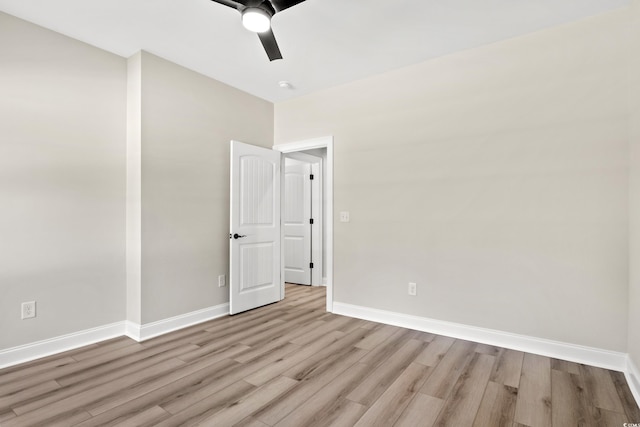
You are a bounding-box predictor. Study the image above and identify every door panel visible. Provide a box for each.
[283,159,311,285]
[230,141,281,315]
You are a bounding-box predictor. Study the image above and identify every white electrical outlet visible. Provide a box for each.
[408,282,417,296]
[218,274,226,287]
[340,211,350,222]
[21,301,36,319]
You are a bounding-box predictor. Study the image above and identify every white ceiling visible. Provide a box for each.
[0,0,630,102]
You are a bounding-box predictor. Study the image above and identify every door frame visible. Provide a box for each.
[274,136,334,312]
[284,152,323,286]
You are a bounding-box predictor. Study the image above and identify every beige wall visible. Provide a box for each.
[139,52,273,323]
[275,10,631,351]
[0,12,127,348]
[629,0,640,370]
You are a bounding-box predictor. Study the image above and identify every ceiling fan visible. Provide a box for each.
[210,0,307,61]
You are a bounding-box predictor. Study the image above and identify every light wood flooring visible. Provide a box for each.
[1,284,639,426]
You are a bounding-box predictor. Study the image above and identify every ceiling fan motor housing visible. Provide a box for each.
[211,0,307,61]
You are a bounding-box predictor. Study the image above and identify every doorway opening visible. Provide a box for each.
[275,137,333,312]
[283,151,323,286]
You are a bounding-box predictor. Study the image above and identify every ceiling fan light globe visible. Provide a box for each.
[242,8,271,33]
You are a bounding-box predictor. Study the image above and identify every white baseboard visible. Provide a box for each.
[626,356,640,408]
[332,302,628,372]
[0,303,230,369]
[125,303,229,342]
[0,321,126,369]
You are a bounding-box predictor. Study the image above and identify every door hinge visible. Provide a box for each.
[310,174,314,180]
[310,218,314,225]
[310,262,314,269]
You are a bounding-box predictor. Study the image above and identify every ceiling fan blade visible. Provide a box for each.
[209,0,245,11]
[257,29,283,61]
[269,0,306,13]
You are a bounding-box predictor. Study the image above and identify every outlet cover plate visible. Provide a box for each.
[408,282,417,296]
[21,301,36,319]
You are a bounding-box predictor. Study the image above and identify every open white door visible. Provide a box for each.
[230,141,282,315]
[283,158,312,285]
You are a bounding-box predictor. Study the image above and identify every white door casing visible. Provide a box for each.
[283,158,311,285]
[274,136,333,312]
[229,141,282,315]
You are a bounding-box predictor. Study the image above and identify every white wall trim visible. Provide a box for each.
[333,302,628,372]
[0,321,126,369]
[126,303,229,342]
[626,356,640,408]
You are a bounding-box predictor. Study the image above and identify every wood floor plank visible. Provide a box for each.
[234,416,270,427]
[233,319,326,363]
[353,362,431,427]
[271,362,372,427]
[111,405,170,427]
[0,379,61,412]
[86,349,244,416]
[414,335,456,367]
[579,364,625,413]
[513,353,551,427]
[489,348,524,388]
[0,356,76,385]
[150,377,256,427]
[3,358,184,427]
[414,331,436,342]
[13,344,199,416]
[317,400,368,427]
[347,338,426,406]
[355,324,402,351]
[190,319,285,352]
[282,328,372,381]
[550,358,581,375]
[433,352,495,426]
[38,409,92,427]
[56,342,199,387]
[239,309,322,347]
[193,376,298,426]
[197,311,287,343]
[0,410,17,424]
[254,346,368,426]
[420,339,476,400]
[589,406,628,425]
[177,343,249,365]
[393,392,444,427]
[358,328,415,367]
[74,359,242,427]
[551,369,593,427]
[243,330,345,386]
[70,338,141,361]
[290,315,357,346]
[472,381,518,427]
[475,343,501,355]
[161,342,301,415]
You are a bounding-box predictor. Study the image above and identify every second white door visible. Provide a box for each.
[283,158,312,285]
